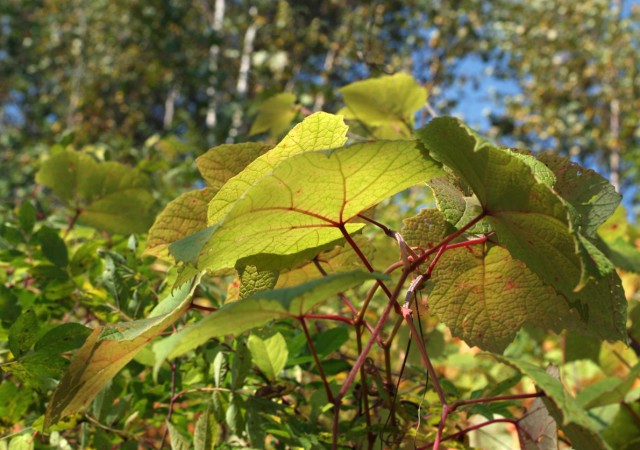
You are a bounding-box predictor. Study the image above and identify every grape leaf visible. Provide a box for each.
[35,149,154,234]
[418,118,626,342]
[44,275,201,427]
[197,140,444,273]
[428,177,492,234]
[338,73,426,132]
[207,112,349,225]
[275,234,373,288]
[426,243,579,352]
[152,271,383,370]
[249,93,298,137]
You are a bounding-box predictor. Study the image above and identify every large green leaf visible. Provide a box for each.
[196,140,444,273]
[338,73,426,132]
[152,271,383,369]
[207,112,349,225]
[35,149,154,234]
[417,118,626,342]
[44,275,201,427]
[427,243,578,352]
[493,355,611,450]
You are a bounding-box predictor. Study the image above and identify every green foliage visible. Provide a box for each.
[2,72,639,450]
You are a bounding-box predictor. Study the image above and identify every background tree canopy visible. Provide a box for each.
[1,1,640,449]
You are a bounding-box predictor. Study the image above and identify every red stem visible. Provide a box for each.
[64,208,83,238]
[299,317,335,403]
[305,313,353,325]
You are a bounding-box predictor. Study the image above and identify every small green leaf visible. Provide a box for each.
[577,362,640,409]
[194,404,218,450]
[238,265,279,299]
[34,323,92,354]
[249,93,298,137]
[338,73,426,133]
[44,275,201,427]
[401,208,456,249]
[231,340,252,392]
[247,332,288,381]
[153,271,383,366]
[18,201,36,234]
[7,434,34,450]
[4,351,67,391]
[35,150,154,234]
[38,227,68,267]
[602,402,640,450]
[212,352,228,388]
[9,310,39,358]
[225,394,245,434]
[0,285,21,327]
[166,422,190,450]
[537,151,620,238]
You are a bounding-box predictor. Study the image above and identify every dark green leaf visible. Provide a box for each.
[38,227,68,267]
[9,310,39,358]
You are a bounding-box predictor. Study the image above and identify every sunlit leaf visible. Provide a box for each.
[207,112,349,226]
[249,93,298,137]
[197,140,443,273]
[153,271,383,368]
[401,208,456,249]
[537,151,620,238]
[418,117,626,343]
[44,275,201,427]
[247,332,288,381]
[427,243,578,352]
[338,73,426,132]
